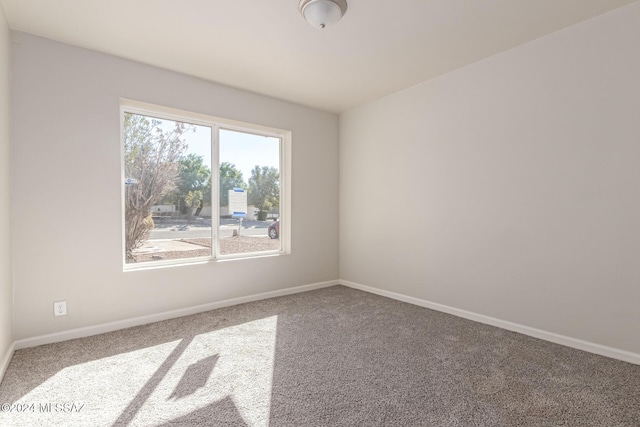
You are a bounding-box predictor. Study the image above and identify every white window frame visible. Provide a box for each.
[120,99,291,270]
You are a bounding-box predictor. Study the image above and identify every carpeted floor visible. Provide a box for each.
[0,285,638,426]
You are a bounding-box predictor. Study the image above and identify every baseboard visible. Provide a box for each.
[14,279,339,350]
[340,280,640,366]
[0,341,15,383]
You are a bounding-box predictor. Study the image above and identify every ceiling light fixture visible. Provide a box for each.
[299,0,348,29]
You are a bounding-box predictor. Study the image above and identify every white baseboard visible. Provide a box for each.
[0,341,15,382]
[340,280,640,366]
[14,279,339,350]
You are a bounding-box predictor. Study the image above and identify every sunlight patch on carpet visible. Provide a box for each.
[0,316,278,427]
[131,315,277,426]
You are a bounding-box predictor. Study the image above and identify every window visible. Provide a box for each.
[121,100,289,268]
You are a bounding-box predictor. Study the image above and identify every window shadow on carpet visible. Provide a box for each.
[170,354,219,400]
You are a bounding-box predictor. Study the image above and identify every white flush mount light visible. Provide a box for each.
[299,0,348,29]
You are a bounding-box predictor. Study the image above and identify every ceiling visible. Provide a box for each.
[1,0,637,113]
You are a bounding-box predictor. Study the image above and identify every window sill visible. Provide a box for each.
[123,250,288,272]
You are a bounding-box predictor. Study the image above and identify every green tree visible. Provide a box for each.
[123,113,192,261]
[176,154,211,219]
[159,154,211,214]
[248,166,279,218]
[219,162,245,207]
[177,154,211,196]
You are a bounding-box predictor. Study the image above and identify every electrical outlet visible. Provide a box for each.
[54,301,67,316]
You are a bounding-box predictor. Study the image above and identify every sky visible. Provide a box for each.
[157,118,280,184]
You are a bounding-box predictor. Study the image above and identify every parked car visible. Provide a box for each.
[268,220,279,239]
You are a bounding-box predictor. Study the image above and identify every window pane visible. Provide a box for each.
[124,112,212,264]
[219,129,281,256]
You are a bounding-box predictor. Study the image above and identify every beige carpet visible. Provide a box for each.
[0,286,638,426]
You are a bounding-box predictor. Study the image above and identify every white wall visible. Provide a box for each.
[0,6,13,374]
[11,32,339,340]
[340,3,640,354]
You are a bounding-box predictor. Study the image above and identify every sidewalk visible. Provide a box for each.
[135,239,207,254]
